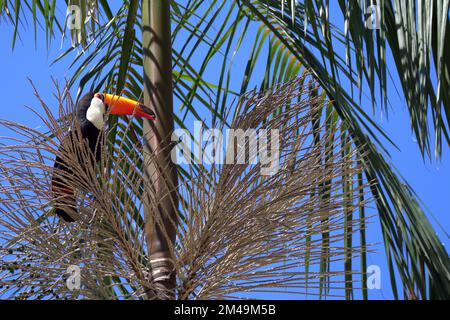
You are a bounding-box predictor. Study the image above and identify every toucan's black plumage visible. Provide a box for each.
[52,92,101,222]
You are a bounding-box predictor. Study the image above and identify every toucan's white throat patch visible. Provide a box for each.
[86,97,106,130]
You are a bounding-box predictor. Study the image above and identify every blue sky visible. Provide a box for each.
[0,3,449,300]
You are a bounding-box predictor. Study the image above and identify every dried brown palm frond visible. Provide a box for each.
[0,75,372,300]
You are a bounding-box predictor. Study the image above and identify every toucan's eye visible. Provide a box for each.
[94,93,105,102]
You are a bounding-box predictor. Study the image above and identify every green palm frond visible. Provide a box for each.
[277,0,450,158]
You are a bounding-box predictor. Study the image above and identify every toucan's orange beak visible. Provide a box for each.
[100,93,156,121]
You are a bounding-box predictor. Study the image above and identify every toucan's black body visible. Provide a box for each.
[52,92,102,222]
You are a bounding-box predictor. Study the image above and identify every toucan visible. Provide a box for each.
[51,92,155,222]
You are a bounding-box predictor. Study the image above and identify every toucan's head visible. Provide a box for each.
[93,93,156,121]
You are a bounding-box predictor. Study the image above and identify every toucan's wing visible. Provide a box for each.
[51,134,78,222]
[51,92,96,222]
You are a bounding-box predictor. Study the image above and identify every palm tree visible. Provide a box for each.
[1,74,368,299]
[0,0,448,299]
[141,0,179,299]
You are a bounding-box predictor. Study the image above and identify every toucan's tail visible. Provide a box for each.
[52,152,78,222]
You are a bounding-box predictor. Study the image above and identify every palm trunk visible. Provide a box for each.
[142,0,178,299]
